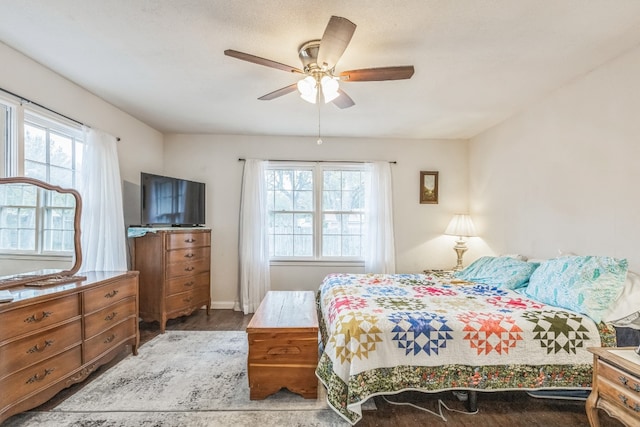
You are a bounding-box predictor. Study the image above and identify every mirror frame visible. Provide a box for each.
[0,176,82,287]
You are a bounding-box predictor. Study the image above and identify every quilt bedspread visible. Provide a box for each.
[315,272,616,424]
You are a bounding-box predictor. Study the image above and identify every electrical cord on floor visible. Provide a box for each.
[382,393,479,422]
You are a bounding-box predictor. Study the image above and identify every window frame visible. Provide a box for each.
[266,161,366,265]
[0,98,83,258]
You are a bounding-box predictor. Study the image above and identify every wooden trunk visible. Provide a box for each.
[246,291,318,400]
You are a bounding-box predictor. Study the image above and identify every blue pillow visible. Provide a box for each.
[524,255,628,322]
[454,256,538,290]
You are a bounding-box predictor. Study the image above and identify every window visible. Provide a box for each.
[0,100,83,256]
[266,163,366,261]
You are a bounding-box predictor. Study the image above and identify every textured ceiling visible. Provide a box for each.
[1,1,640,140]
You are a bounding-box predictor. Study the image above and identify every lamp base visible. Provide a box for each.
[452,239,468,271]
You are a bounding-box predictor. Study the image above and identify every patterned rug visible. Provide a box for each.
[5,331,372,426]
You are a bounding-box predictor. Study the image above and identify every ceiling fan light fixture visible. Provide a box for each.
[320,75,339,103]
[297,76,317,103]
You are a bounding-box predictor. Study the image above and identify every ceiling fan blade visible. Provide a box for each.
[258,83,299,101]
[340,66,415,82]
[317,16,356,70]
[332,89,355,109]
[224,49,304,74]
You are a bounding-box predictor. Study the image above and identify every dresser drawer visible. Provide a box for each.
[84,297,137,340]
[166,258,210,279]
[166,271,210,296]
[0,295,80,342]
[0,319,82,379]
[83,276,137,314]
[167,246,210,265]
[0,345,82,409]
[84,317,137,362]
[248,331,318,365]
[167,231,210,250]
[598,359,640,395]
[165,287,209,314]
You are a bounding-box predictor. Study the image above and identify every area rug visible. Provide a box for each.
[5,331,374,426]
[59,330,334,411]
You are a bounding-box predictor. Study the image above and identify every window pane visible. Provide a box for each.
[24,124,47,162]
[294,213,312,234]
[322,190,341,211]
[49,166,73,188]
[294,190,312,210]
[49,132,73,168]
[322,235,340,257]
[293,235,312,256]
[273,213,292,234]
[323,170,341,190]
[24,160,47,182]
[274,234,293,256]
[274,189,293,211]
[294,170,313,190]
[342,235,362,257]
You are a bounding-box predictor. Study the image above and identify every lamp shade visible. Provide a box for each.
[444,214,477,237]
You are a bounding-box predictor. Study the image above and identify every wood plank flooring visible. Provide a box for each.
[24,309,624,426]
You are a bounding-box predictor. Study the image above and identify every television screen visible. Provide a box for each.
[141,172,205,226]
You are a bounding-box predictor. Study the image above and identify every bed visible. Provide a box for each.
[315,255,639,424]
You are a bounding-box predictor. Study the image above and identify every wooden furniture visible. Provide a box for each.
[0,271,139,424]
[133,228,211,333]
[246,290,318,400]
[586,347,640,427]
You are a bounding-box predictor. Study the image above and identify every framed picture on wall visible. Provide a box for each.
[420,171,438,204]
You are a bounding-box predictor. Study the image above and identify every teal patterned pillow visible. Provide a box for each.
[454,256,538,290]
[524,256,628,322]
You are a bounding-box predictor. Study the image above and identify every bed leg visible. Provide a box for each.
[465,391,478,412]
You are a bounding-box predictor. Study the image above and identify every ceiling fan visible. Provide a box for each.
[224,15,415,109]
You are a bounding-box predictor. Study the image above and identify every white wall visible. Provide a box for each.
[164,134,471,308]
[0,42,164,184]
[470,44,640,271]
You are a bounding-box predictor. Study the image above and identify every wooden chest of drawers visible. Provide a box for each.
[134,228,211,332]
[0,271,139,424]
[246,291,318,400]
[586,347,640,426]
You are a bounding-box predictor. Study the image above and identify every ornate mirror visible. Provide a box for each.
[0,177,83,289]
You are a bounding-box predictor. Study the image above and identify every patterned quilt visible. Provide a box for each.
[315,272,616,424]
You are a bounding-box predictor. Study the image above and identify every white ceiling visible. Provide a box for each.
[2,1,640,140]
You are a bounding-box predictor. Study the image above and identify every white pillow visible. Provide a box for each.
[602,271,640,329]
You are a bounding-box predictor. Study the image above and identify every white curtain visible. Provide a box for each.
[238,159,270,314]
[78,127,127,272]
[364,161,396,273]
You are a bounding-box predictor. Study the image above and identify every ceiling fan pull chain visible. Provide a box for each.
[317,101,323,145]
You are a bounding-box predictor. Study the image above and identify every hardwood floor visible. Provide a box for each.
[25,309,624,426]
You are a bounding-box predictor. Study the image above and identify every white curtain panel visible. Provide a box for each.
[238,159,271,314]
[79,127,127,272]
[364,161,396,273]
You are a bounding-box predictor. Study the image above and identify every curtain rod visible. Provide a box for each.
[238,158,397,164]
[0,87,121,141]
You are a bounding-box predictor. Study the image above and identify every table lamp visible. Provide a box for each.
[444,214,477,270]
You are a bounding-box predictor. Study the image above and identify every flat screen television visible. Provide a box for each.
[140,172,205,226]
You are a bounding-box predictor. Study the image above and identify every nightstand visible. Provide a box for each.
[586,347,640,427]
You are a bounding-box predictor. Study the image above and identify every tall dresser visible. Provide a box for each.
[133,228,211,332]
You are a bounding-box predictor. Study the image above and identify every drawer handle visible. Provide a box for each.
[267,346,301,355]
[618,375,640,392]
[26,368,55,384]
[105,289,119,298]
[24,311,52,323]
[184,266,195,272]
[619,375,629,386]
[184,253,195,258]
[185,238,196,243]
[104,334,116,344]
[618,394,640,412]
[183,297,193,303]
[105,311,118,321]
[27,339,54,354]
[184,281,195,287]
